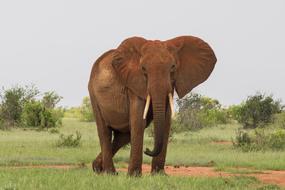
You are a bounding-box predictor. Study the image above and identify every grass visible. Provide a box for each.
[0,168,275,190]
[0,118,285,189]
[1,119,285,171]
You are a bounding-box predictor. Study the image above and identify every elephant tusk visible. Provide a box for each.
[143,94,151,119]
[168,93,175,118]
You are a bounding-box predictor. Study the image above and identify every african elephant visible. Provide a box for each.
[88,36,217,176]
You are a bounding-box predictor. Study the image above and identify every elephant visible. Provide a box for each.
[88,36,217,176]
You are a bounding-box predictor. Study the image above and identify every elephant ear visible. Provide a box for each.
[112,37,148,99]
[166,36,217,98]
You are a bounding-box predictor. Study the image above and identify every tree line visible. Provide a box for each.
[1,84,285,131]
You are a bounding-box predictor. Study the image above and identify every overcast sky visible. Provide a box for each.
[0,0,284,107]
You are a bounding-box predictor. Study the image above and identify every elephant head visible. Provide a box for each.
[112,36,217,157]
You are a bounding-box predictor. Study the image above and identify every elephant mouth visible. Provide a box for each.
[143,93,174,120]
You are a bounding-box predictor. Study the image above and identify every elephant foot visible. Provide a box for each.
[92,159,103,173]
[151,169,168,176]
[103,170,118,175]
[151,165,167,175]
[103,166,117,175]
[128,167,142,177]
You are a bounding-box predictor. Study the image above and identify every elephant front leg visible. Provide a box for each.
[128,92,145,176]
[151,107,171,174]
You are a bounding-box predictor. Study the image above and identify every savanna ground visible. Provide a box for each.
[0,118,285,190]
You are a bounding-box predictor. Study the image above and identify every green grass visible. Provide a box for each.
[1,119,285,171]
[0,168,276,190]
[1,118,285,189]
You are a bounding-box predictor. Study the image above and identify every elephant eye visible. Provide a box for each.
[141,65,147,74]
[170,64,176,72]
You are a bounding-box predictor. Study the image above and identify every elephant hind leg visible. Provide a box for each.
[93,131,130,173]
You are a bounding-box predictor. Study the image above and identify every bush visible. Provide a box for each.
[49,128,60,134]
[272,112,285,129]
[56,131,82,147]
[176,93,229,131]
[63,107,81,118]
[0,85,63,129]
[268,129,285,150]
[233,128,285,151]
[227,105,242,121]
[42,91,62,109]
[21,101,43,127]
[234,93,283,129]
[0,117,4,130]
[79,97,94,122]
[0,85,39,127]
[21,101,63,129]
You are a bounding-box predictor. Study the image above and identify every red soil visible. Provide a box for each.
[119,164,285,187]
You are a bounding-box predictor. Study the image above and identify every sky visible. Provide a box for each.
[0,0,284,107]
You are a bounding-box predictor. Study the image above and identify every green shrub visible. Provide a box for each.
[234,93,283,129]
[21,101,63,129]
[0,117,4,130]
[0,85,39,127]
[56,131,82,147]
[268,129,285,150]
[42,91,62,109]
[233,128,285,151]
[272,112,285,129]
[176,93,229,131]
[49,128,60,134]
[79,96,94,122]
[64,107,81,119]
[0,85,63,129]
[21,101,43,127]
[233,130,252,151]
[227,105,242,121]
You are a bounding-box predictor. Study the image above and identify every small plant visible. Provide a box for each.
[232,129,252,151]
[268,129,285,150]
[49,128,60,134]
[233,128,285,151]
[56,131,82,147]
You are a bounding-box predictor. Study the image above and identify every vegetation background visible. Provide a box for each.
[0,85,285,189]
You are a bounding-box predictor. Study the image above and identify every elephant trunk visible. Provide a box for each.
[144,93,166,157]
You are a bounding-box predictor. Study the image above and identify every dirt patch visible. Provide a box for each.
[118,164,285,187]
[211,140,233,145]
[3,164,285,187]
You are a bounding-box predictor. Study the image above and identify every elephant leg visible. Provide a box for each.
[128,92,145,176]
[93,132,130,173]
[93,103,115,174]
[151,107,171,174]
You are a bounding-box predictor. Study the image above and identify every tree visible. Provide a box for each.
[0,85,39,127]
[42,91,62,109]
[235,93,283,128]
[0,85,64,129]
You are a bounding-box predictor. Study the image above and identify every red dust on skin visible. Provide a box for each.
[3,164,285,187]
